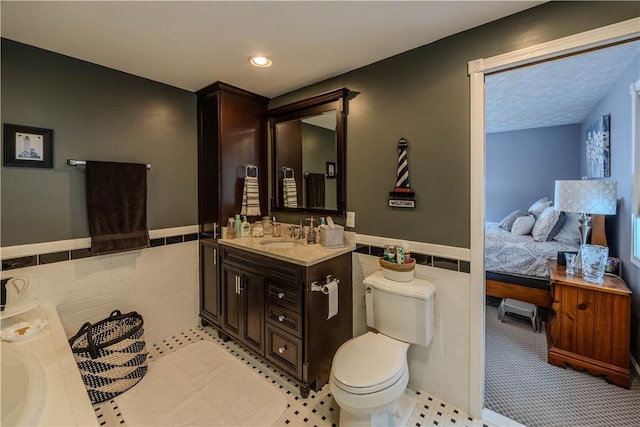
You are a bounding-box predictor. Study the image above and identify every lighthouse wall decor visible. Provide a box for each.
[388,137,416,208]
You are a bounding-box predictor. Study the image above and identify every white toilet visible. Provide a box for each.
[330,270,435,427]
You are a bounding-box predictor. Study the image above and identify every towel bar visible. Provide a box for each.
[67,159,151,170]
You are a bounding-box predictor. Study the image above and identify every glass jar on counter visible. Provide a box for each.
[251,221,264,237]
[262,216,273,235]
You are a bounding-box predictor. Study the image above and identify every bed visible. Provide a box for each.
[485,221,580,307]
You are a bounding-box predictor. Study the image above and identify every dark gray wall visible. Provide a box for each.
[486,125,581,222]
[1,39,198,246]
[270,2,640,248]
[580,52,640,357]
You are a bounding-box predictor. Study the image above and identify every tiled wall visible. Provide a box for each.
[354,234,471,411]
[1,226,200,344]
[2,228,471,411]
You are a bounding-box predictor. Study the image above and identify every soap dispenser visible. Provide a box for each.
[241,216,251,237]
[306,217,316,244]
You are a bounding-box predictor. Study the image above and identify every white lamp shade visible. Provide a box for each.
[554,180,617,215]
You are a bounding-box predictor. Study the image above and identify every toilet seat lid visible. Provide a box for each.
[332,332,407,394]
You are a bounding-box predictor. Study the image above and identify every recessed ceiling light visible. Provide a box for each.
[249,55,273,68]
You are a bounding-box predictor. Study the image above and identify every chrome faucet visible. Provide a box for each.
[306,217,316,244]
[288,224,305,239]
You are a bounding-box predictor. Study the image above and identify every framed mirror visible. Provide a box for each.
[268,88,349,216]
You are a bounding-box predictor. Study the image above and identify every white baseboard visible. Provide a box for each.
[482,408,525,427]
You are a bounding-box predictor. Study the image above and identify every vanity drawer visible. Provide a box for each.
[266,279,302,313]
[266,303,303,338]
[266,324,303,380]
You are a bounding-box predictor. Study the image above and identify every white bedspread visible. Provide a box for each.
[485,222,580,278]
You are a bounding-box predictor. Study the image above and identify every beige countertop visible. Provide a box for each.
[218,230,356,266]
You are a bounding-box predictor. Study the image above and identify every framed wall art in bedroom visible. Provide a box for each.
[585,114,611,178]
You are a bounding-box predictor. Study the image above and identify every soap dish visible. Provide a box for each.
[1,319,48,342]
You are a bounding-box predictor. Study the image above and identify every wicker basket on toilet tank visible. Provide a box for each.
[379,258,416,282]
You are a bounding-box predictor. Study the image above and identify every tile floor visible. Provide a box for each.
[94,325,488,426]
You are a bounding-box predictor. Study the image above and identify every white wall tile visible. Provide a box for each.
[6,234,472,413]
[352,251,471,412]
[4,240,199,345]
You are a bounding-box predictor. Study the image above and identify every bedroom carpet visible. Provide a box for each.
[485,305,640,427]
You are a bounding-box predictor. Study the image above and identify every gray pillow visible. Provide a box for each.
[498,209,529,232]
[546,211,567,241]
[532,206,562,242]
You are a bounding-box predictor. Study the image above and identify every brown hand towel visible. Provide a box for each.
[305,173,325,209]
[86,161,149,255]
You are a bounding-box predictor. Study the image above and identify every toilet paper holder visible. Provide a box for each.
[311,275,340,293]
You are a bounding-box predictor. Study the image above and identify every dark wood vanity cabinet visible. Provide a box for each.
[197,82,269,237]
[221,263,265,356]
[219,245,353,397]
[199,239,220,326]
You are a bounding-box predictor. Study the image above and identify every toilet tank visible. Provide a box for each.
[363,271,435,347]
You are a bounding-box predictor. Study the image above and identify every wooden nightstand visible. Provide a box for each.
[547,260,631,388]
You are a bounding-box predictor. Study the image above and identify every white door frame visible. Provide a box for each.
[467,17,640,419]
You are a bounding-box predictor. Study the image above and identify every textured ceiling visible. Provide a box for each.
[486,41,640,133]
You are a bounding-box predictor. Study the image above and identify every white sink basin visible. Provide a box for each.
[1,344,47,426]
[259,240,303,249]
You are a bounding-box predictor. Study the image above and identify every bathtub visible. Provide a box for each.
[0,305,98,426]
[1,344,47,426]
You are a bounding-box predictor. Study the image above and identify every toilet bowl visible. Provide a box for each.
[329,271,435,427]
[330,332,413,426]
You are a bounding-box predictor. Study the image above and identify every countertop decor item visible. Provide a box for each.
[1,318,48,341]
[379,257,416,282]
[0,297,40,320]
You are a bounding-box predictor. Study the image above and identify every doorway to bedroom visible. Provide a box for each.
[468,20,640,427]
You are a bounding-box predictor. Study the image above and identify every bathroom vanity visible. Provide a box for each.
[199,234,354,397]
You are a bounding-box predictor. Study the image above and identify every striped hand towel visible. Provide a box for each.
[283,177,298,207]
[241,176,261,216]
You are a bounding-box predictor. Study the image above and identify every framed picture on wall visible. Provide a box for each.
[3,124,54,168]
[326,161,336,179]
[585,114,610,178]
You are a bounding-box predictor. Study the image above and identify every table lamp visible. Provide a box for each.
[554,179,617,271]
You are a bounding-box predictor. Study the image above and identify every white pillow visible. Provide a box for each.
[498,209,529,231]
[511,215,535,235]
[553,212,582,245]
[531,206,561,242]
[528,197,552,218]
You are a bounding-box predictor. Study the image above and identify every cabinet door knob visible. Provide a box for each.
[278,315,286,322]
[578,303,588,310]
[277,292,285,299]
[278,345,287,354]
